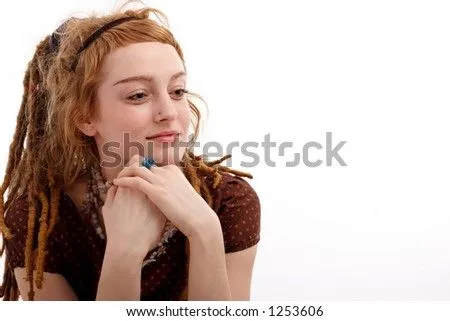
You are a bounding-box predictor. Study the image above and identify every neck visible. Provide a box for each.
[99,164,122,183]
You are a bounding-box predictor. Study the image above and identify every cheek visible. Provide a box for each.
[101,106,146,132]
[179,105,191,131]
[97,90,143,129]
[96,114,126,139]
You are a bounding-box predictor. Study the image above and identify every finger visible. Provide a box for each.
[113,176,163,201]
[124,154,159,171]
[122,153,141,168]
[104,185,117,207]
[116,165,159,184]
[117,157,143,177]
[118,158,136,176]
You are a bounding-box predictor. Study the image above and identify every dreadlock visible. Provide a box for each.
[182,151,253,207]
[0,4,253,301]
[0,33,62,300]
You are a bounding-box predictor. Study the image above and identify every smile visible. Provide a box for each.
[146,133,180,143]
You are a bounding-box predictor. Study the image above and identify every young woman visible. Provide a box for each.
[0,4,260,301]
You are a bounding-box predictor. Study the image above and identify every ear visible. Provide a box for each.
[77,121,97,137]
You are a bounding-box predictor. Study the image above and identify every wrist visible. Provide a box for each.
[104,242,144,266]
[187,213,222,242]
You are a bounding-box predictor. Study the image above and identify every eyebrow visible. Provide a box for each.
[113,71,186,86]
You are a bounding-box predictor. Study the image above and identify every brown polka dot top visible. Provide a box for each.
[3,173,261,300]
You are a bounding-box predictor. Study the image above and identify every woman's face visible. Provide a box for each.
[80,42,191,172]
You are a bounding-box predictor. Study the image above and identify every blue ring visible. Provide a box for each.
[142,157,156,169]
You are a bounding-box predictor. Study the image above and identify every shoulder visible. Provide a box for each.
[4,189,77,234]
[3,193,36,269]
[3,189,78,271]
[4,193,31,238]
[211,172,260,211]
[208,173,261,253]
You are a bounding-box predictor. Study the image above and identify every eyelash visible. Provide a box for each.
[127,88,189,103]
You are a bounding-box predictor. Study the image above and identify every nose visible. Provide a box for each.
[154,92,178,122]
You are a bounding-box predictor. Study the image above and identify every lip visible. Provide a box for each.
[146,131,180,143]
[146,131,179,139]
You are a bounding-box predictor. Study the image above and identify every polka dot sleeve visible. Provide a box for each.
[3,195,65,273]
[216,175,261,253]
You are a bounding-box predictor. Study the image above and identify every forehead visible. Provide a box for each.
[100,42,184,82]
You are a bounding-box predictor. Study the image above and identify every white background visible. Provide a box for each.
[0,0,449,300]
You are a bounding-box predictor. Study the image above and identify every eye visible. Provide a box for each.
[171,88,189,100]
[126,91,149,103]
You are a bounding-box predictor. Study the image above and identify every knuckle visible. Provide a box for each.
[136,178,144,190]
[151,164,161,171]
[158,187,169,199]
[159,177,169,188]
[167,164,178,171]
